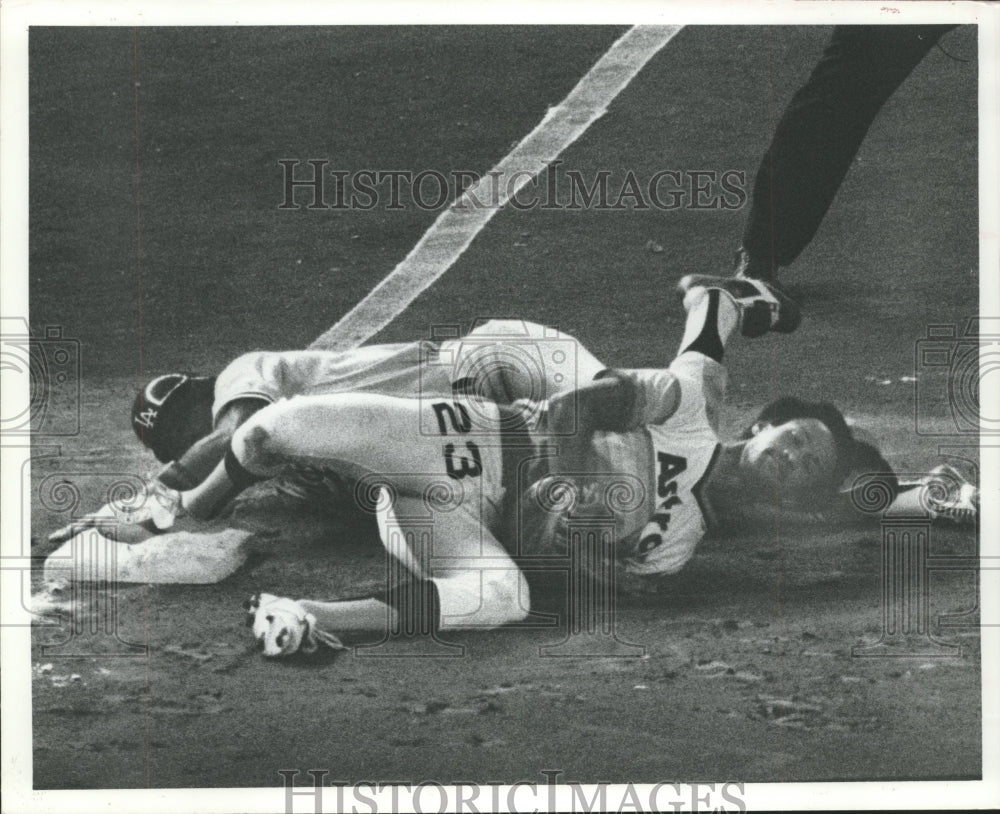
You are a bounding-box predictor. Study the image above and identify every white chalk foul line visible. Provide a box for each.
[310,25,683,351]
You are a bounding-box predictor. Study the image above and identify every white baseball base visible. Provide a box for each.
[43,527,253,585]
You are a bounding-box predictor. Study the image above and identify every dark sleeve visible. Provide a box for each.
[742,24,960,270]
[166,398,269,487]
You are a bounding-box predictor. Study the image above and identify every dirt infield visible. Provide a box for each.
[26,25,981,789]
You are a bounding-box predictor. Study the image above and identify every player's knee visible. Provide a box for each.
[231,410,288,475]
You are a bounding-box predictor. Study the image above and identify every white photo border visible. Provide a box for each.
[2,1,997,812]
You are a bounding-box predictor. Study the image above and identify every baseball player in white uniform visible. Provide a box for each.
[49,276,976,655]
[167,274,845,654]
[119,319,603,497]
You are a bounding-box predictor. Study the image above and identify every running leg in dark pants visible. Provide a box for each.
[739,24,958,281]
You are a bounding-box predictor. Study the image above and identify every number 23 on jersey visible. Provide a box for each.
[431,401,483,480]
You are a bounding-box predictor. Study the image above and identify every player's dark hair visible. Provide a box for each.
[741,396,897,494]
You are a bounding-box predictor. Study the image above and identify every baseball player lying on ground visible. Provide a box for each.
[47,275,978,655]
[52,279,974,548]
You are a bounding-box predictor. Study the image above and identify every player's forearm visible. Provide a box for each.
[566,377,637,432]
[545,378,625,455]
[163,430,233,487]
[181,404,289,519]
[160,402,264,490]
[544,393,593,474]
[180,461,236,519]
[544,377,643,473]
[300,598,398,633]
[180,448,263,520]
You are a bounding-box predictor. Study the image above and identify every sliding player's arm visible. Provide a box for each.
[157,398,266,489]
[47,398,268,544]
[541,369,680,474]
[180,416,275,520]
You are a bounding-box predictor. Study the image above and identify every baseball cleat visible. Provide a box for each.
[677,273,802,337]
[245,592,346,657]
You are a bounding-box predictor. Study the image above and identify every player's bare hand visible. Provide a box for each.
[47,479,184,543]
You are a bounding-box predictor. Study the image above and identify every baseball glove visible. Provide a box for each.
[244,593,346,657]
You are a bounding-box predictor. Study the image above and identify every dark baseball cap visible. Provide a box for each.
[131,373,215,462]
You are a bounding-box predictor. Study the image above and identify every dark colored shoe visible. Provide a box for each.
[677,273,802,337]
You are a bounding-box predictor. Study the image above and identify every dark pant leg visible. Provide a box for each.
[741,24,958,276]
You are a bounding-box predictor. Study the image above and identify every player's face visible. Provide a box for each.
[740,418,838,499]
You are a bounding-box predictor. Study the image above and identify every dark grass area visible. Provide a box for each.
[30,26,627,373]
[27,25,980,787]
